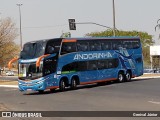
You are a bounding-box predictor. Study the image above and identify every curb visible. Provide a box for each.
[0,85,18,88]
[133,76,160,80]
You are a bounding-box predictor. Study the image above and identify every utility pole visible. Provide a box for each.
[112,0,116,36]
[17,4,23,49]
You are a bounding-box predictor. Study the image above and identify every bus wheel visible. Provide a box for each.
[125,72,131,82]
[71,78,77,90]
[59,80,66,91]
[118,72,124,83]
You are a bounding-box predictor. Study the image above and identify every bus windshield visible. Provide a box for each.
[19,62,43,80]
[20,41,46,59]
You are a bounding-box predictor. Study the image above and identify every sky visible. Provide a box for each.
[1,0,160,45]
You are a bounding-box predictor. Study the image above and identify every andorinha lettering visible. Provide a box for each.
[73,52,112,60]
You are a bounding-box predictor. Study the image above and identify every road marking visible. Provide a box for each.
[148,101,160,105]
[0,85,18,88]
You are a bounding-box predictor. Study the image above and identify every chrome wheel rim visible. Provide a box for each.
[126,73,131,81]
[119,74,123,82]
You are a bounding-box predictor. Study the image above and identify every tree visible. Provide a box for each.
[0,17,20,68]
[152,56,160,70]
[86,30,154,67]
[60,32,71,38]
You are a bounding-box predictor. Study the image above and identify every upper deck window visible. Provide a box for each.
[89,41,101,51]
[101,41,112,50]
[61,42,77,55]
[77,41,89,51]
[132,41,140,49]
[112,41,123,50]
[45,40,61,54]
[123,40,140,49]
[20,41,46,59]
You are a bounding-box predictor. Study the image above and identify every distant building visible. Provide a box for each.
[150,45,160,71]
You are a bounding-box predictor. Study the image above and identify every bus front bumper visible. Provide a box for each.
[18,79,46,91]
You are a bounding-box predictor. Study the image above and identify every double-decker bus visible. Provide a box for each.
[9,37,143,93]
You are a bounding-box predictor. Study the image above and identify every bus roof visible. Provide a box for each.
[24,38,62,45]
[64,36,140,40]
[24,36,140,45]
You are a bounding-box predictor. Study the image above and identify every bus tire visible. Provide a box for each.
[59,79,66,91]
[118,72,124,83]
[125,71,131,82]
[71,77,77,90]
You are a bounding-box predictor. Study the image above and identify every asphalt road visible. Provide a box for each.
[0,76,17,81]
[0,78,160,120]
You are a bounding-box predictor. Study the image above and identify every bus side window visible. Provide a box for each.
[97,60,107,70]
[61,42,76,55]
[77,61,87,71]
[62,62,78,72]
[112,41,122,50]
[108,60,114,68]
[90,41,101,51]
[101,41,111,50]
[114,59,119,68]
[88,61,97,70]
[108,59,119,68]
[77,41,89,51]
[45,40,61,54]
[132,41,140,49]
[123,41,133,49]
[47,45,55,54]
